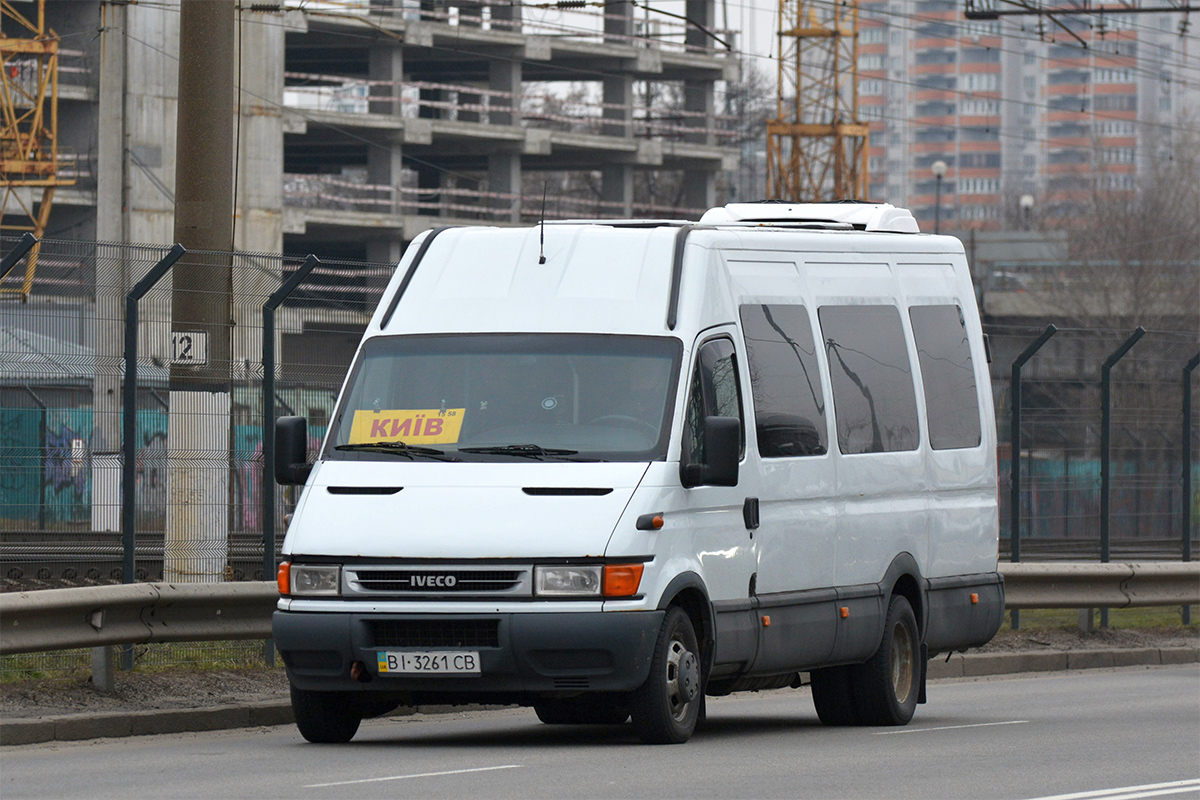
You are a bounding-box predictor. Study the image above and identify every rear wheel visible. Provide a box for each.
[630,606,702,744]
[290,685,362,743]
[851,594,920,726]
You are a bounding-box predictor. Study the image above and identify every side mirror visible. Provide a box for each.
[682,415,740,488]
[275,416,312,485]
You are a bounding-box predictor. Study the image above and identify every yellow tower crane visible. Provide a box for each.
[767,0,869,202]
[1,0,72,300]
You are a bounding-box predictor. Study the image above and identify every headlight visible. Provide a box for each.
[290,564,341,596]
[534,565,602,597]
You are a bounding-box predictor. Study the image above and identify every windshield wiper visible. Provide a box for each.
[457,443,582,461]
[335,442,459,461]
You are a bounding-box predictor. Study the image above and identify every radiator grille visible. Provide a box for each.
[367,618,500,649]
[346,566,529,596]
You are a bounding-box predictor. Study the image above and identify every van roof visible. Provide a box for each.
[698,202,920,233]
[373,214,962,340]
[535,202,921,234]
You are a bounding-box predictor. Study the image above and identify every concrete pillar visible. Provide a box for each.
[682,170,716,214]
[684,80,715,146]
[368,42,403,216]
[369,41,402,117]
[602,75,633,138]
[682,0,717,215]
[166,0,237,585]
[684,0,714,51]
[92,2,127,535]
[489,58,521,127]
[604,0,633,43]
[489,0,522,29]
[233,4,286,375]
[488,153,521,222]
[602,165,633,218]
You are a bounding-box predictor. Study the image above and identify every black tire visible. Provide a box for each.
[290,685,362,743]
[810,665,861,726]
[630,606,703,744]
[850,595,920,726]
[534,696,630,725]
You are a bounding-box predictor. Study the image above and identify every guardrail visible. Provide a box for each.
[1001,562,1200,610]
[2,562,1198,656]
[0,582,277,655]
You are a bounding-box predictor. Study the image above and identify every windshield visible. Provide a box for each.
[325,334,683,462]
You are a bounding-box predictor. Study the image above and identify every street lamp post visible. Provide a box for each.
[1020,194,1035,231]
[932,160,947,234]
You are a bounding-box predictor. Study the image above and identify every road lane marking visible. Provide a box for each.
[303,764,524,788]
[873,719,1029,735]
[1021,779,1200,800]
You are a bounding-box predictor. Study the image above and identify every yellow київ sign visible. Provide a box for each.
[349,409,466,445]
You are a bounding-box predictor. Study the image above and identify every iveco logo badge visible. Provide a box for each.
[412,574,457,588]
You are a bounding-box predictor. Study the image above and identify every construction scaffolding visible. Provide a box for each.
[0,0,72,300]
[767,0,870,202]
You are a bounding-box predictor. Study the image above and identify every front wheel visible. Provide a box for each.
[290,685,362,743]
[851,594,920,726]
[630,607,703,744]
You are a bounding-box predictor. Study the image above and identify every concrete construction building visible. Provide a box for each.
[6,0,739,270]
[856,0,1199,231]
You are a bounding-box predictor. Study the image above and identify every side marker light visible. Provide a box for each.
[970,593,979,605]
[762,615,771,627]
[839,606,849,619]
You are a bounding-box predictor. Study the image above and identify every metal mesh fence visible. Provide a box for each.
[2,235,391,675]
[0,235,391,589]
[989,324,1200,561]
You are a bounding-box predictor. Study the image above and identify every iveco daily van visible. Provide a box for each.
[272,202,1004,744]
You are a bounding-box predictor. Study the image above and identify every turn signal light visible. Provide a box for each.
[970,593,979,605]
[277,561,290,596]
[603,563,644,597]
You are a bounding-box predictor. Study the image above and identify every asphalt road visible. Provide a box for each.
[3,666,1198,800]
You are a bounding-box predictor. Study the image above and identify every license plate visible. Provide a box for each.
[376,650,481,675]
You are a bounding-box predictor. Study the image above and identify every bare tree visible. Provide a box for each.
[1040,113,1200,331]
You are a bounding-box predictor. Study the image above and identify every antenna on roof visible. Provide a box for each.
[538,183,547,264]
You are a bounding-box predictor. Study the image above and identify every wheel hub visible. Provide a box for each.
[890,621,914,703]
[664,638,700,720]
[678,650,699,701]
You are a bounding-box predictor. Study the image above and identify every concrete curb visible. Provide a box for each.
[3,647,1197,747]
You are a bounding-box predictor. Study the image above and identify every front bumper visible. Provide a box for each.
[273,609,664,696]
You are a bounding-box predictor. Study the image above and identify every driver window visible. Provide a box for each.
[683,338,745,465]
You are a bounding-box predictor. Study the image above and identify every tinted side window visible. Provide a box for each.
[909,304,982,449]
[818,305,920,454]
[739,304,828,457]
[683,338,745,463]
